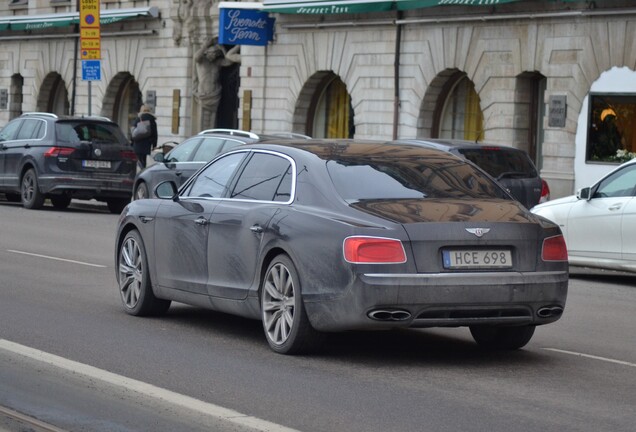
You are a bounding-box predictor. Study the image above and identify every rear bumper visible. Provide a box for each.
[39,174,134,198]
[303,270,568,332]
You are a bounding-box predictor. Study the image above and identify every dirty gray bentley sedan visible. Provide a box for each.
[115,140,568,354]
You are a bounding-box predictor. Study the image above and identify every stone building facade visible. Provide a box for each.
[2,0,636,198]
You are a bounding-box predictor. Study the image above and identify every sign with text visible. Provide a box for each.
[548,95,567,128]
[219,8,275,46]
[82,60,101,81]
[80,0,101,60]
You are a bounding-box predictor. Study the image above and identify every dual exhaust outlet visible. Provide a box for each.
[537,305,564,318]
[368,309,411,321]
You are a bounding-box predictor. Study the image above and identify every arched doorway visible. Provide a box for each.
[436,74,483,141]
[36,72,69,115]
[295,71,354,139]
[102,72,142,136]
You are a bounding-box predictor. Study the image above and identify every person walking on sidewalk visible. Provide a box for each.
[131,105,158,169]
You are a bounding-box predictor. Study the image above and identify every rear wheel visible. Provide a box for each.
[107,198,130,214]
[470,325,536,350]
[134,182,149,200]
[50,195,72,209]
[261,254,324,354]
[21,168,45,209]
[117,230,170,316]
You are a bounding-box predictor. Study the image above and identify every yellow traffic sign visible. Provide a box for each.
[81,49,101,60]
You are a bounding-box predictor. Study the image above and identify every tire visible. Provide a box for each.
[4,193,21,203]
[117,230,170,316]
[107,198,130,214]
[50,195,72,209]
[134,182,149,200]
[21,168,45,209]
[261,254,324,354]
[470,325,536,350]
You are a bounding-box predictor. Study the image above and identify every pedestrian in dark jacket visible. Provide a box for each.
[131,105,158,169]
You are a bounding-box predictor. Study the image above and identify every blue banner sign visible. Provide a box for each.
[219,8,275,46]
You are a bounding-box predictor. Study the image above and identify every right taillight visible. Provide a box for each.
[120,150,138,161]
[542,235,568,261]
[539,179,550,203]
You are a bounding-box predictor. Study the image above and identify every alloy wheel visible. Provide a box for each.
[262,262,296,346]
[119,236,143,309]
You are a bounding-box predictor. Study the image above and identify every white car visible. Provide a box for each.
[531,158,636,272]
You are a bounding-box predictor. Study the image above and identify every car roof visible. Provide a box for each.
[19,112,117,124]
[237,139,465,163]
[394,138,528,154]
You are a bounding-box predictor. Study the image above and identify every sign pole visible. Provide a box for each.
[80,0,101,115]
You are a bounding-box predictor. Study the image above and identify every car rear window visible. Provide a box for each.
[456,148,537,179]
[326,156,510,202]
[55,121,127,145]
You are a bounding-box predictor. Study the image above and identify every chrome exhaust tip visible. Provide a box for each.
[537,306,564,318]
[368,309,411,321]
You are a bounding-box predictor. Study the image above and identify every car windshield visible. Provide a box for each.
[457,148,537,179]
[56,121,127,145]
[326,155,510,202]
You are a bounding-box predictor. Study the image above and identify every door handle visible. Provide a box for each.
[175,171,182,176]
[608,203,623,211]
[194,217,208,226]
[250,225,264,234]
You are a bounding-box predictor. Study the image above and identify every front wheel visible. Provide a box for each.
[117,230,170,316]
[261,255,323,355]
[470,325,536,350]
[21,168,45,209]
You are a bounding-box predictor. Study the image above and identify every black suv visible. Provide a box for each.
[133,129,307,200]
[0,112,136,213]
[395,139,549,209]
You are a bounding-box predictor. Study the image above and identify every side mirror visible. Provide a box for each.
[153,153,166,163]
[576,187,591,201]
[155,181,178,199]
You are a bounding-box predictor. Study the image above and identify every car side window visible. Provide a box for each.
[16,119,44,139]
[185,152,246,198]
[166,138,202,162]
[0,119,22,141]
[230,152,293,202]
[593,164,636,198]
[191,138,226,162]
[220,138,245,153]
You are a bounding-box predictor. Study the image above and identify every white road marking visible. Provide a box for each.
[6,250,106,268]
[0,339,299,432]
[543,348,636,368]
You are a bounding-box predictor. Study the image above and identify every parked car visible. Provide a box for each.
[115,140,568,354]
[0,112,135,213]
[531,157,636,272]
[394,139,550,209]
[132,129,309,200]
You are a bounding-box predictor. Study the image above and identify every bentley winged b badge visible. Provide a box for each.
[465,228,490,238]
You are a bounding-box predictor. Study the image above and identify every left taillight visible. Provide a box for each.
[542,235,568,262]
[343,236,407,264]
[44,147,75,158]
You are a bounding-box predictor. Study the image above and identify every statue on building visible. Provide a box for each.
[193,36,240,130]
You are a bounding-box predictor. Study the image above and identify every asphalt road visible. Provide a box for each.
[0,197,635,432]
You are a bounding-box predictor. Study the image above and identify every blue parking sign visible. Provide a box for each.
[82,60,101,81]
